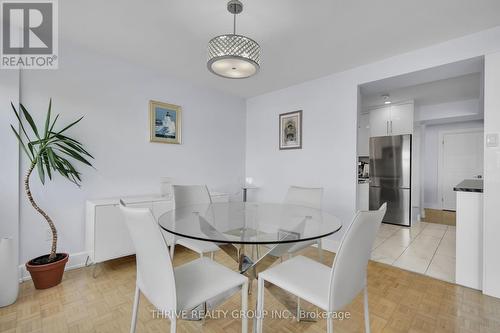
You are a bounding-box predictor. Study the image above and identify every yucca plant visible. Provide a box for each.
[11,99,93,263]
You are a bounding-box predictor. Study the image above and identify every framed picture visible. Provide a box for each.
[279,110,302,150]
[149,100,182,144]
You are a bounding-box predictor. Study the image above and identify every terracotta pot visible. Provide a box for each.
[26,253,69,289]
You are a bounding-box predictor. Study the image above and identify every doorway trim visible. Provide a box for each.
[437,127,484,211]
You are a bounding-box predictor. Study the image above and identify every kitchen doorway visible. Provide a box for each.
[358,57,485,283]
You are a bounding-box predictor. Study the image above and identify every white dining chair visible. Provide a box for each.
[167,185,221,259]
[120,202,248,333]
[263,186,325,262]
[284,186,323,210]
[283,186,324,260]
[256,203,387,333]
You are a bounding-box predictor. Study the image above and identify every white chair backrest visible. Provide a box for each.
[284,186,323,210]
[173,185,212,208]
[120,203,177,314]
[328,203,386,311]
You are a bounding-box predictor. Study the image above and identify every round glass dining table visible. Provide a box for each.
[158,202,342,319]
[158,202,342,277]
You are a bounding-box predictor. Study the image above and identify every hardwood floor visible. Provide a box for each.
[422,209,456,226]
[1,246,500,333]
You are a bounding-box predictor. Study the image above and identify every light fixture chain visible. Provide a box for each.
[233,13,236,35]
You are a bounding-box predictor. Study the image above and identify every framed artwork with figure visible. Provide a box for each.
[149,100,182,144]
[279,110,302,150]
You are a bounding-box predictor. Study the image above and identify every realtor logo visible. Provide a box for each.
[1,0,58,69]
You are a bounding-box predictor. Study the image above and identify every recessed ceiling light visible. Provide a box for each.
[382,94,391,104]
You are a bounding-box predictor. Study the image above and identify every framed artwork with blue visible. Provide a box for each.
[149,100,182,144]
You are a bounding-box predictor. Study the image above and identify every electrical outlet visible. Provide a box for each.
[486,133,499,148]
[45,229,52,242]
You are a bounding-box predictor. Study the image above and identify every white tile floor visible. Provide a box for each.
[371,221,456,283]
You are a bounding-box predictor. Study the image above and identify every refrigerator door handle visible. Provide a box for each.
[390,120,393,133]
[386,121,389,134]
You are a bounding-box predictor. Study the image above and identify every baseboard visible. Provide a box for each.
[18,251,88,282]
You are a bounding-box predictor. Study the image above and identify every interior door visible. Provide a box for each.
[441,130,484,211]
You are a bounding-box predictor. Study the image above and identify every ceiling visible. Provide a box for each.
[60,1,500,98]
[360,57,483,109]
[361,73,482,109]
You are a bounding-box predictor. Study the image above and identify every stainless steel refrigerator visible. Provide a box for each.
[369,135,411,227]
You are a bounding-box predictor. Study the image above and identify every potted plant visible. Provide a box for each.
[10,99,93,289]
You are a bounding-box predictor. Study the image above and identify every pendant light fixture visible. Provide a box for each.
[207,0,261,79]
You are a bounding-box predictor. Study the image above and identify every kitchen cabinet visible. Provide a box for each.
[357,182,369,211]
[357,113,370,156]
[369,107,391,137]
[455,180,483,290]
[86,195,173,264]
[85,191,229,265]
[369,102,414,137]
[390,103,414,135]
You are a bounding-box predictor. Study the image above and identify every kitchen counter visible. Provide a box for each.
[357,181,369,210]
[454,179,483,193]
[455,179,483,290]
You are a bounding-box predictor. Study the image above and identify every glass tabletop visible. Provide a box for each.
[158,202,342,245]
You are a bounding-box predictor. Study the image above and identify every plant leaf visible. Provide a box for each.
[19,103,40,139]
[56,136,94,158]
[52,116,84,137]
[46,147,57,169]
[44,99,52,139]
[60,158,82,185]
[48,113,59,134]
[36,158,45,184]
[52,155,68,178]
[54,143,93,166]
[11,102,32,142]
[50,153,82,186]
[39,148,52,180]
[10,125,33,162]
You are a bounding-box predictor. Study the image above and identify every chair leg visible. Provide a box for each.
[210,252,215,260]
[130,285,140,333]
[170,317,177,333]
[169,243,175,259]
[256,278,265,333]
[317,240,323,263]
[327,317,333,333]
[364,286,371,333]
[200,252,204,259]
[296,297,301,322]
[242,280,248,333]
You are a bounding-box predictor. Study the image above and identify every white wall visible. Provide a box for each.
[17,42,246,264]
[246,25,500,277]
[421,120,484,210]
[483,52,500,298]
[246,74,357,238]
[0,70,20,266]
